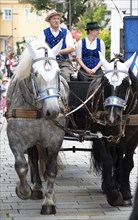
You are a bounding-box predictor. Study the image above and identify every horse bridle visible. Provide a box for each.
[103,59,131,110]
[88,59,133,143]
[31,47,61,102]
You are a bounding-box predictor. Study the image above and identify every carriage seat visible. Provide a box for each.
[67,81,91,130]
[68,81,91,108]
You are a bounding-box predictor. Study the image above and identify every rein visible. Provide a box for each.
[65,83,101,117]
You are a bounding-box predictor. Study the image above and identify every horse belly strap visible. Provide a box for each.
[128,114,138,125]
[6,109,43,119]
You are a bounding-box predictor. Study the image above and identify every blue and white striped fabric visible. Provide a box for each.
[130,52,138,77]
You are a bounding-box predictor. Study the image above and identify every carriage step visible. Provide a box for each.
[60,146,92,153]
[64,136,80,141]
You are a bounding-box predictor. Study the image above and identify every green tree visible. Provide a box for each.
[99,28,111,61]
[27,0,54,10]
[27,0,111,59]
[27,0,88,27]
[75,4,111,60]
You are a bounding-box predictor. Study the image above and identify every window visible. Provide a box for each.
[3,9,12,21]
[35,11,41,20]
[24,8,30,21]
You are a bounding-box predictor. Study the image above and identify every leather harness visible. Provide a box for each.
[5,108,138,125]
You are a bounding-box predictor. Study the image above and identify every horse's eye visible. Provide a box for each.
[34,72,38,77]
[32,71,38,77]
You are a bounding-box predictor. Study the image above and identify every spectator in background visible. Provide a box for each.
[5,53,14,78]
[0,52,6,76]
[0,77,8,114]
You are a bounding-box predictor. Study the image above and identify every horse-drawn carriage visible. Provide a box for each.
[5,40,138,215]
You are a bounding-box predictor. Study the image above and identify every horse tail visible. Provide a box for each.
[90,139,103,174]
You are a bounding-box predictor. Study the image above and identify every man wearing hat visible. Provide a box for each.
[75,21,105,80]
[39,9,75,81]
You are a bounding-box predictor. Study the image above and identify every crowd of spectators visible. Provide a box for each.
[0,51,19,115]
[0,51,19,79]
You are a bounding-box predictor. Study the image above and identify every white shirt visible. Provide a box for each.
[39,27,75,49]
[75,37,105,59]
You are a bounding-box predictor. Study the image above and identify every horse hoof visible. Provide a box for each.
[31,190,43,200]
[15,183,32,200]
[123,199,132,206]
[40,205,56,215]
[107,192,123,206]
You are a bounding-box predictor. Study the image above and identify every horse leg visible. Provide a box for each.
[102,153,123,206]
[27,146,43,200]
[129,184,138,220]
[10,143,32,200]
[111,145,124,192]
[40,151,58,215]
[92,139,123,206]
[121,145,135,205]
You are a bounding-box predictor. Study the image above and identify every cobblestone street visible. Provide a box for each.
[0,115,138,220]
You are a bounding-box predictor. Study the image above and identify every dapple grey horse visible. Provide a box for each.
[6,40,69,215]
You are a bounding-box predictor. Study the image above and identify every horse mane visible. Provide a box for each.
[14,47,32,81]
[14,40,48,81]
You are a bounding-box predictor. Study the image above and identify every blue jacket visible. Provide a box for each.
[82,38,101,69]
[43,27,68,59]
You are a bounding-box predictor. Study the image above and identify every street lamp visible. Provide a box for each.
[68,0,72,30]
[55,0,72,30]
[12,6,18,53]
[130,0,132,15]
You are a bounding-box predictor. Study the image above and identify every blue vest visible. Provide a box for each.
[43,27,68,59]
[82,38,101,69]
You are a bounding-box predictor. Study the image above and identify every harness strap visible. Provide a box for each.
[5,109,44,119]
[95,111,138,125]
[32,57,56,64]
[5,105,68,119]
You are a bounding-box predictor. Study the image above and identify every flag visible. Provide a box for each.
[130,52,138,77]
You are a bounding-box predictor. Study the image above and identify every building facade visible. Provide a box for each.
[0,0,48,53]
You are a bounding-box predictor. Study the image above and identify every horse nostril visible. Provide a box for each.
[45,109,59,120]
[46,110,51,118]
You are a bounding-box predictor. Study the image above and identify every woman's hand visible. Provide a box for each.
[85,67,97,75]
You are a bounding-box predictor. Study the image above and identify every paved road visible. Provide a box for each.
[0,115,138,220]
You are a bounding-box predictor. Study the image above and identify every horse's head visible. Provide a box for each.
[99,52,138,126]
[26,40,65,119]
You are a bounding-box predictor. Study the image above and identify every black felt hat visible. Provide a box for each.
[85,22,101,30]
